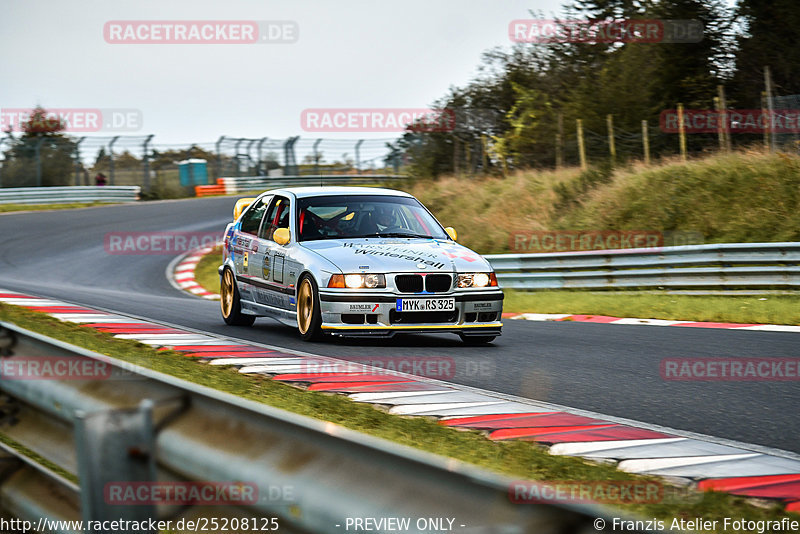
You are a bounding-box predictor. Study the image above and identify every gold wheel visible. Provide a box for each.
[297,278,314,334]
[221,268,234,318]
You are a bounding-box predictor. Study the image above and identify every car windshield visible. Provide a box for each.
[296,194,449,242]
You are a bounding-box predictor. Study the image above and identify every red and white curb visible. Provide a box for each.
[504,313,800,333]
[167,245,219,300]
[3,288,800,513]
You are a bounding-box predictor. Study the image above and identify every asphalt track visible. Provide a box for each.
[0,198,798,453]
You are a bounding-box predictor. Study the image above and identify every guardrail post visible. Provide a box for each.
[75,400,158,533]
[642,120,650,165]
[108,136,120,185]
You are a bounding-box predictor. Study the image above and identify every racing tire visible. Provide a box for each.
[459,334,496,345]
[297,275,323,341]
[220,268,256,327]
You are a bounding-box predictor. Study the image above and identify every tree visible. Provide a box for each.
[1,107,76,187]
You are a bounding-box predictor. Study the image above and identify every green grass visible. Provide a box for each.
[0,202,112,213]
[405,149,800,254]
[503,290,800,325]
[0,302,796,527]
[193,245,223,294]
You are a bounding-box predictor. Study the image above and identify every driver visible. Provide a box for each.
[374,204,395,230]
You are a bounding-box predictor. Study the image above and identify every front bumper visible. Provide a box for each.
[318,290,504,337]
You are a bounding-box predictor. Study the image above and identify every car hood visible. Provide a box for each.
[299,238,492,273]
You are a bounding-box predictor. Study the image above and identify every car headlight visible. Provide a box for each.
[457,272,498,288]
[328,274,386,289]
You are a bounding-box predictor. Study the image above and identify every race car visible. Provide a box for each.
[219,187,503,343]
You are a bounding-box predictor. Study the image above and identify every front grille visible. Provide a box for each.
[394,274,452,293]
[390,310,458,324]
[425,274,452,292]
[395,274,423,293]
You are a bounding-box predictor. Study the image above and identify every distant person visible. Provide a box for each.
[95,172,107,186]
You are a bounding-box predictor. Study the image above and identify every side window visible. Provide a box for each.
[260,196,291,242]
[240,198,267,236]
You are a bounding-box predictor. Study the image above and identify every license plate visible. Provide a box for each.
[396,298,455,312]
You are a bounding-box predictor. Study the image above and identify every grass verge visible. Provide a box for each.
[0,302,795,526]
[193,245,223,294]
[0,202,112,213]
[503,291,800,325]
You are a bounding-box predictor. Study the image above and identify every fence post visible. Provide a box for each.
[761,91,769,149]
[577,119,587,170]
[355,139,363,174]
[716,85,731,151]
[108,136,119,185]
[641,120,650,165]
[557,112,564,169]
[142,134,153,192]
[215,136,225,178]
[465,140,472,175]
[677,104,687,162]
[481,134,489,172]
[606,114,616,163]
[34,136,44,186]
[312,138,322,175]
[74,137,86,186]
[764,66,776,152]
[256,137,267,176]
[234,138,244,177]
[713,96,724,151]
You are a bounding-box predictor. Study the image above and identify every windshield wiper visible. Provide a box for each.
[373,232,432,239]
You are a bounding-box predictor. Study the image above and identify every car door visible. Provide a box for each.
[233,196,268,303]
[257,195,293,311]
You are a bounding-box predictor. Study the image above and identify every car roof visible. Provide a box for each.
[259,186,415,199]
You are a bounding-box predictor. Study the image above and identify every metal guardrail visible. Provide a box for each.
[0,322,644,534]
[486,242,800,289]
[0,186,140,205]
[217,174,405,194]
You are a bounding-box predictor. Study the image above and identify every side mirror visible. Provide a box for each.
[444,227,457,241]
[273,228,291,245]
[233,197,257,220]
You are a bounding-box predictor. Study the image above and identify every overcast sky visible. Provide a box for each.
[1,0,565,149]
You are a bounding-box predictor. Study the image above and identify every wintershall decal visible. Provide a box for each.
[352,248,446,269]
[660,109,800,133]
[105,232,223,255]
[661,358,800,381]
